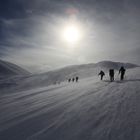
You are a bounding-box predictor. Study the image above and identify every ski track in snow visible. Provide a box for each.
[0,68,140,140]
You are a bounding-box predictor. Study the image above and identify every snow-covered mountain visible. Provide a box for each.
[95,61,138,69]
[0,63,140,140]
[42,61,138,81]
[22,61,139,87]
[0,61,138,92]
[0,59,30,76]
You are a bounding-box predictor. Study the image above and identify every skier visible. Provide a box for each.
[109,69,114,82]
[68,78,71,82]
[119,66,126,80]
[72,78,75,82]
[76,76,79,82]
[98,70,105,80]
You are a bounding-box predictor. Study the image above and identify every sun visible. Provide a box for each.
[62,24,81,44]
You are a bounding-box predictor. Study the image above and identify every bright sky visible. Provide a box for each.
[0,0,140,73]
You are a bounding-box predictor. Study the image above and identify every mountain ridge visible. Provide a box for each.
[0,59,30,76]
[15,61,138,90]
[43,60,139,74]
[0,60,138,91]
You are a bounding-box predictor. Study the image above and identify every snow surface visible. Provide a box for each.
[0,59,30,77]
[0,67,140,140]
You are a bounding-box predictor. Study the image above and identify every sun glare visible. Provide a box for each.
[62,24,81,44]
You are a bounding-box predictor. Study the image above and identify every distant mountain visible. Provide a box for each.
[0,59,30,76]
[18,61,138,88]
[95,61,138,69]
[45,60,139,78]
[0,60,139,91]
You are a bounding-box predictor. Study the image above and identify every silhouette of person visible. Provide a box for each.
[109,69,114,82]
[119,66,126,80]
[72,78,75,82]
[76,76,79,82]
[68,78,71,82]
[98,70,105,80]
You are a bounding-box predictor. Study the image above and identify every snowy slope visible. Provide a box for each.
[1,61,137,92]
[0,59,30,77]
[25,61,139,86]
[0,66,140,140]
[41,60,138,80]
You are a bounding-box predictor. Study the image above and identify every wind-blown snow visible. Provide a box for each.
[0,59,30,77]
[0,65,140,140]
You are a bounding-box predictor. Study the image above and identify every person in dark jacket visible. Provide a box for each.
[109,69,114,82]
[76,76,79,82]
[119,66,126,80]
[68,78,71,82]
[98,70,105,80]
[72,78,75,82]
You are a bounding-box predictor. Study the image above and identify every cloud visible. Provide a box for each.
[0,0,140,73]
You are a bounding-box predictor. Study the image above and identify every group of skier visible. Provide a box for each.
[68,76,79,83]
[98,66,126,82]
[67,66,126,83]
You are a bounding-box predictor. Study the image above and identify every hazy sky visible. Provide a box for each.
[0,0,140,73]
